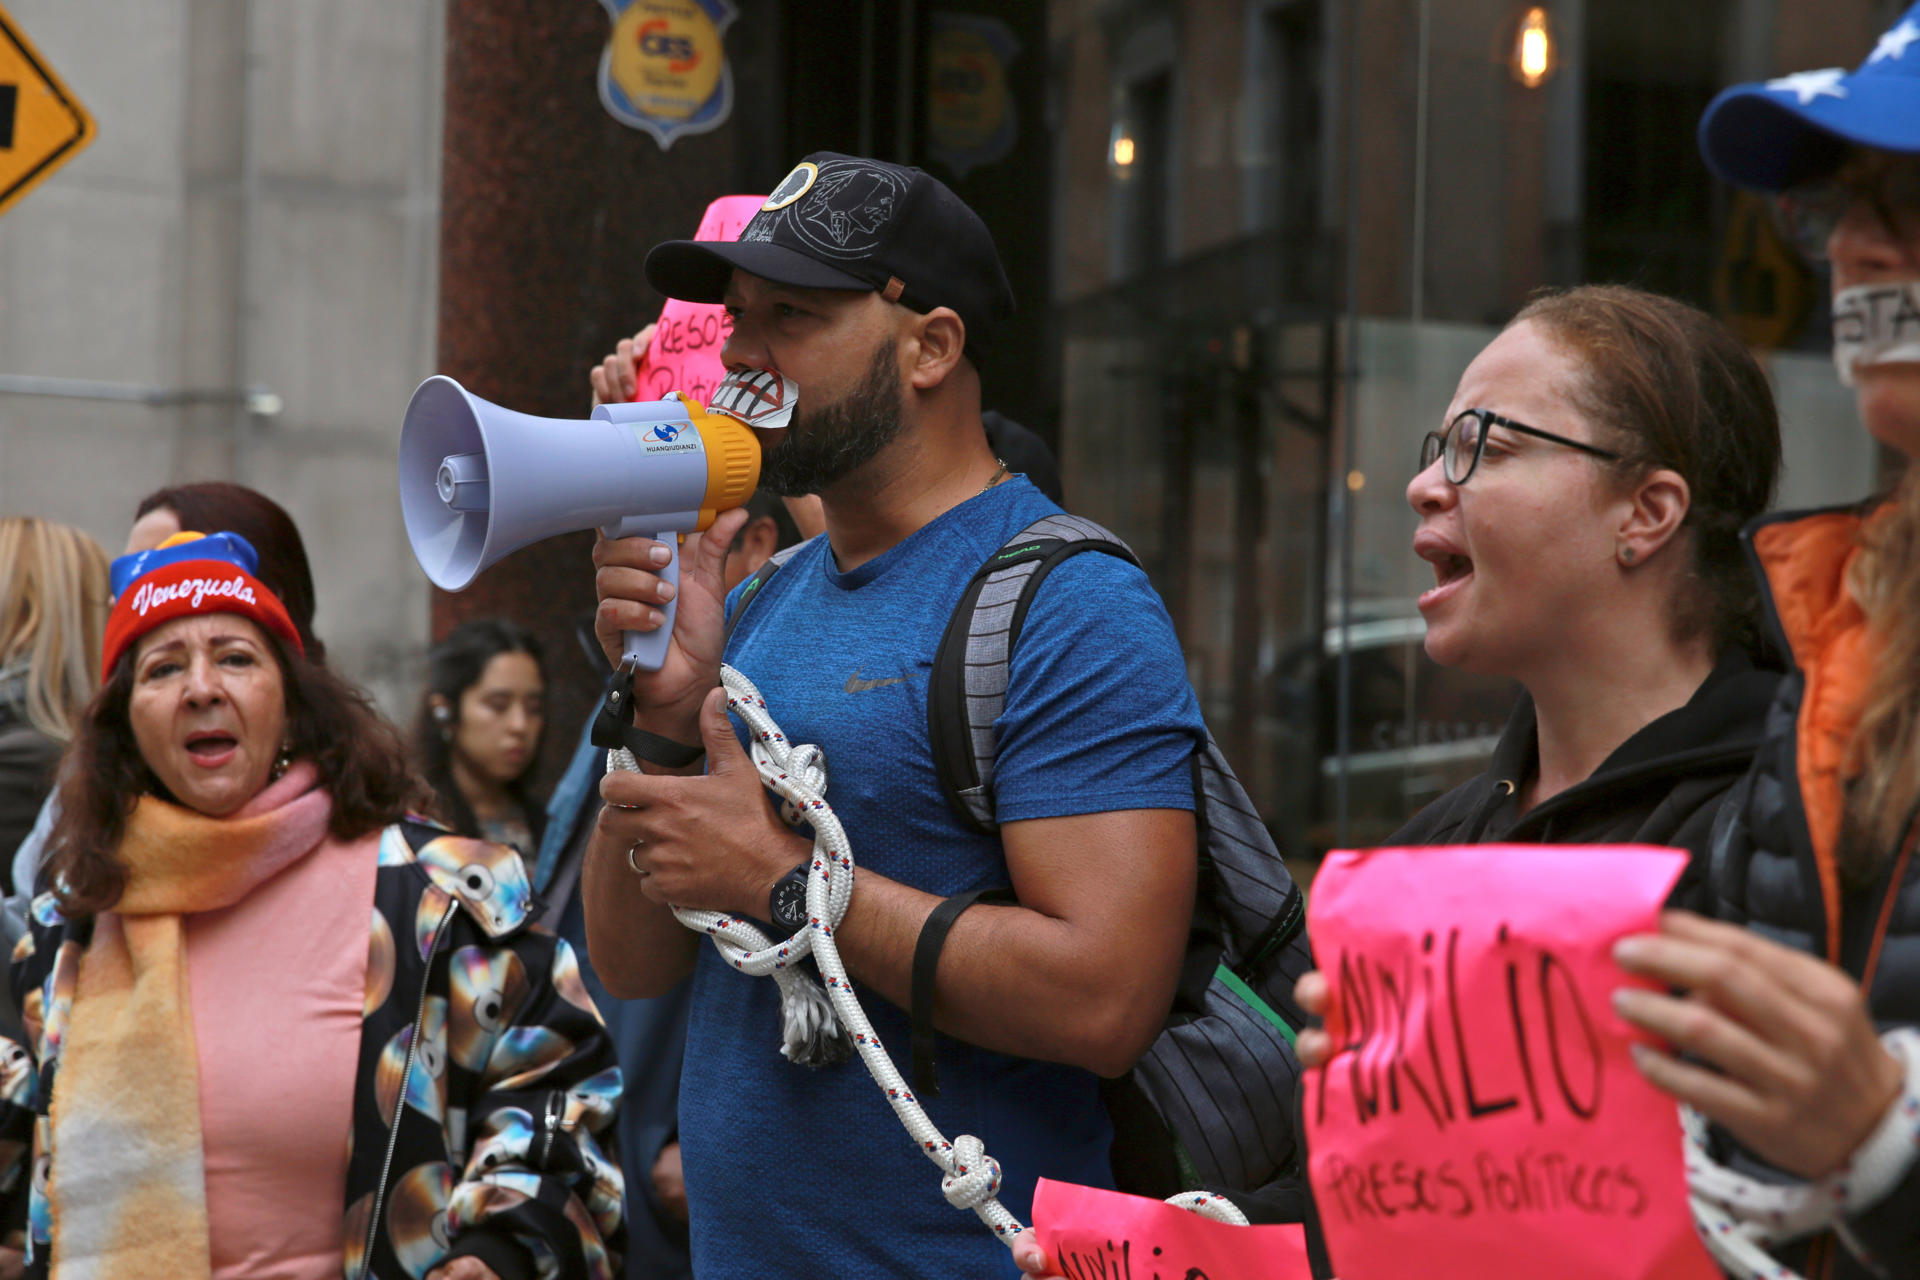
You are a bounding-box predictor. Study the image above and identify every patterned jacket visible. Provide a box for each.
[0,820,626,1280]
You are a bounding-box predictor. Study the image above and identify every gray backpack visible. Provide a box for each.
[727,513,1314,1201]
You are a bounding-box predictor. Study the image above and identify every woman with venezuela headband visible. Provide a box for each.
[0,532,624,1280]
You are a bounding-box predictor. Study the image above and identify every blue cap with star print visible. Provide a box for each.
[1699,2,1920,192]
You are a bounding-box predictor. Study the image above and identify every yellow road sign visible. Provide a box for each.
[0,4,92,220]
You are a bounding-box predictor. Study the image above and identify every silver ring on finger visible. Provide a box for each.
[627,840,649,876]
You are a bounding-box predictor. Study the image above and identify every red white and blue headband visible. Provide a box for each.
[102,531,304,680]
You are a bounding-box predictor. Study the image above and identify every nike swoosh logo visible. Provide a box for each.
[844,670,914,694]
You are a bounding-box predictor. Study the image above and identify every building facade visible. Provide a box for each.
[0,0,1898,837]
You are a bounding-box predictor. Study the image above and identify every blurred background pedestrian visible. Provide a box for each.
[413,617,548,858]
[0,518,107,864]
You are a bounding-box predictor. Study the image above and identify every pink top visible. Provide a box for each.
[186,824,378,1280]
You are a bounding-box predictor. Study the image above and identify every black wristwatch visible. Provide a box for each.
[769,860,813,933]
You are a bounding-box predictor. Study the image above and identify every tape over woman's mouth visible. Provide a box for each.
[1833,281,1920,385]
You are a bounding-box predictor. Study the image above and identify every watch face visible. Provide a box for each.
[772,877,809,930]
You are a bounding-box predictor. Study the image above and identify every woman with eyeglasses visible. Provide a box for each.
[1282,285,1785,1272]
[1566,14,1920,1279]
[1382,283,1785,878]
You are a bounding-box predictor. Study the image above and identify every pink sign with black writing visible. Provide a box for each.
[1303,844,1720,1280]
[632,194,766,406]
[1033,1180,1311,1280]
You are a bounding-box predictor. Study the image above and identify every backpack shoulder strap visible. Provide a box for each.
[928,514,1140,834]
[724,535,817,645]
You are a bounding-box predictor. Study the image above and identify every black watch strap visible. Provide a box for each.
[910,886,1016,1098]
[589,668,706,769]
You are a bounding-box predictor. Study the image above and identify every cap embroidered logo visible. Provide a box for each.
[763,161,818,211]
[790,160,911,259]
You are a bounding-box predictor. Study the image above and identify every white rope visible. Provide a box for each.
[1167,1191,1252,1226]
[1686,1027,1920,1279]
[609,663,1252,1248]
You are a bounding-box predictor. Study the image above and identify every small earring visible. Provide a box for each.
[1619,545,1636,565]
[272,739,293,780]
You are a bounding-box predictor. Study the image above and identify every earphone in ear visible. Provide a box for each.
[432,703,452,725]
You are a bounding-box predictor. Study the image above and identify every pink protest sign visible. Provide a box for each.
[632,194,766,407]
[1303,844,1720,1280]
[1033,1180,1311,1280]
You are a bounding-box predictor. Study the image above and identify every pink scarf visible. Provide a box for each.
[47,763,332,1280]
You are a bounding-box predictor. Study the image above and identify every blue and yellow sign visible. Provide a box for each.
[597,0,736,150]
[927,12,1018,178]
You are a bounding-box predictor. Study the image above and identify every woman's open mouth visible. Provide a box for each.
[1417,550,1474,610]
[184,731,239,767]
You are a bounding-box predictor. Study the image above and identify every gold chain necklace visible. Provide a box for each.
[978,457,1008,496]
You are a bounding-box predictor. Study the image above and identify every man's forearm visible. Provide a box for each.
[582,829,699,998]
[829,872,1173,1078]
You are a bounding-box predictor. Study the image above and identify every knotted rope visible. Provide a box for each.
[1685,1027,1920,1279]
[610,663,1251,1251]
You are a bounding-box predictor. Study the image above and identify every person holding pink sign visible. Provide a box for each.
[1590,11,1920,1277]
[1290,284,1788,1275]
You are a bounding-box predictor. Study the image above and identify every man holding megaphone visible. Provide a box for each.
[579,153,1208,1280]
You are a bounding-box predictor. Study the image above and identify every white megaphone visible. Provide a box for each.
[398,375,762,674]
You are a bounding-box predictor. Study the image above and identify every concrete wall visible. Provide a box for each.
[0,0,445,715]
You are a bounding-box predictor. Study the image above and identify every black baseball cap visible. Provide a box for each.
[645,152,1015,362]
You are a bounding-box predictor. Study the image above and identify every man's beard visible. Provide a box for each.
[758,338,906,497]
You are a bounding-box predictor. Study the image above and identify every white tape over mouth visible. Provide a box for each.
[1833,282,1920,386]
[708,368,799,430]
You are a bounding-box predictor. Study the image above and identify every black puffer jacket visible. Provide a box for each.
[1697,506,1920,1279]
[1389,647,1782,907]
[1296,647,1781,1277]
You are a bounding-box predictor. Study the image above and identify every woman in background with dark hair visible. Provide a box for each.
[130,482,323,662]
[413,619,547,858]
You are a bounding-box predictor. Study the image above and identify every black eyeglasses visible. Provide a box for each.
[1773,153,1920,262]
[1419,408,1620,485]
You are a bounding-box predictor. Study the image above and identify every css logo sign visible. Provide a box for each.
[639,20,698,71]
[600,0,737,149]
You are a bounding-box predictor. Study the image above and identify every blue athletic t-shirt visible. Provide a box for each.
[680,476,1206,1280]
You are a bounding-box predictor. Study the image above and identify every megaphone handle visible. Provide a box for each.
[621,532,679,673]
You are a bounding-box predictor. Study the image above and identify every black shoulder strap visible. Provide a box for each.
[927,514,1139,834]
[724,535,817,646]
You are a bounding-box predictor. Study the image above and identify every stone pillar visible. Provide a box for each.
[434,0,779,787]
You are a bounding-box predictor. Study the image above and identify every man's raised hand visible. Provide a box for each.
[593,507,750,752]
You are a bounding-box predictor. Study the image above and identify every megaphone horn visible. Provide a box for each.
[398,375,760,672]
